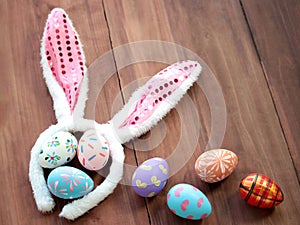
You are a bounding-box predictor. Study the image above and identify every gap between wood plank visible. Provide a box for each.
[101,0,126,105]
[101,1,152,224]
[239,0,299,183]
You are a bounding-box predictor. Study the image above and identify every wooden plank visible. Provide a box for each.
[0,1,148,224]
[103,0,300,224]
[241,0,300,179]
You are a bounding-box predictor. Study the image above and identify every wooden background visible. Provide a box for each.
[1,0,299,224]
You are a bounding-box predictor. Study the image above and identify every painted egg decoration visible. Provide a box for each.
[38,131,77,168]
[132,157,169,197]
[239,173,284,208]
[77,129,110,171]
[195,149,238,183]
[167,183,212,220]
[47,166,94,199]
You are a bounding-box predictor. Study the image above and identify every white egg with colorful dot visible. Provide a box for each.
[77,129,110,171]
[38,131,77,168]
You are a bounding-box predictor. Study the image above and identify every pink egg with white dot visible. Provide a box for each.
[77,129,110,171]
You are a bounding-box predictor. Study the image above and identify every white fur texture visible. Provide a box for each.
[30,8,125,220]
[29,120,73,212]
[59,123,124,220]
[40,8,88,121]
[30,7,202,221]
[29,119,125,219]
[110,61,202,144]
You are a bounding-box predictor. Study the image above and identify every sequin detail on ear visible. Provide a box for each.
[119,61,198,128]
[44,9,85,112]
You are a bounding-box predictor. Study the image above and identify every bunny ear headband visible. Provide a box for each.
[29,8,202,220]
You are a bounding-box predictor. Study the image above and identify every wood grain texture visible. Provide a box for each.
[0,1,148,225]
[241,0,300,179]
[103,0,300,224]
[0,0,299,224]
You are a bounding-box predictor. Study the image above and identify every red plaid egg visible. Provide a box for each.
[239,173,284,208]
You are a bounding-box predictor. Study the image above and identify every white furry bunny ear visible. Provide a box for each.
[40,8,88,120]
[111,61,202,144]
[29,7,91,216]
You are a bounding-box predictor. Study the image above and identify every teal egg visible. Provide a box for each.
[167,183,212,220]
[47,166,94,199]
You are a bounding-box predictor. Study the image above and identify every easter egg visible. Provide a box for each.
[47,166,94,199]
[39,131,77,168]
[167,183,212,220]
[195,149,238,183]
[132,157,169,197]
[239,173,284,208]
[77,129,110,171]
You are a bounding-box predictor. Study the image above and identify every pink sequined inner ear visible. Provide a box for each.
[119,61,198,128]
[44,10,85,112]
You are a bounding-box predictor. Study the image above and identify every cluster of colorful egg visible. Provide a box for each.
[39,130,110,199]
[40,130,284,220]
[132,149,284,221]
[194,149,284,210]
